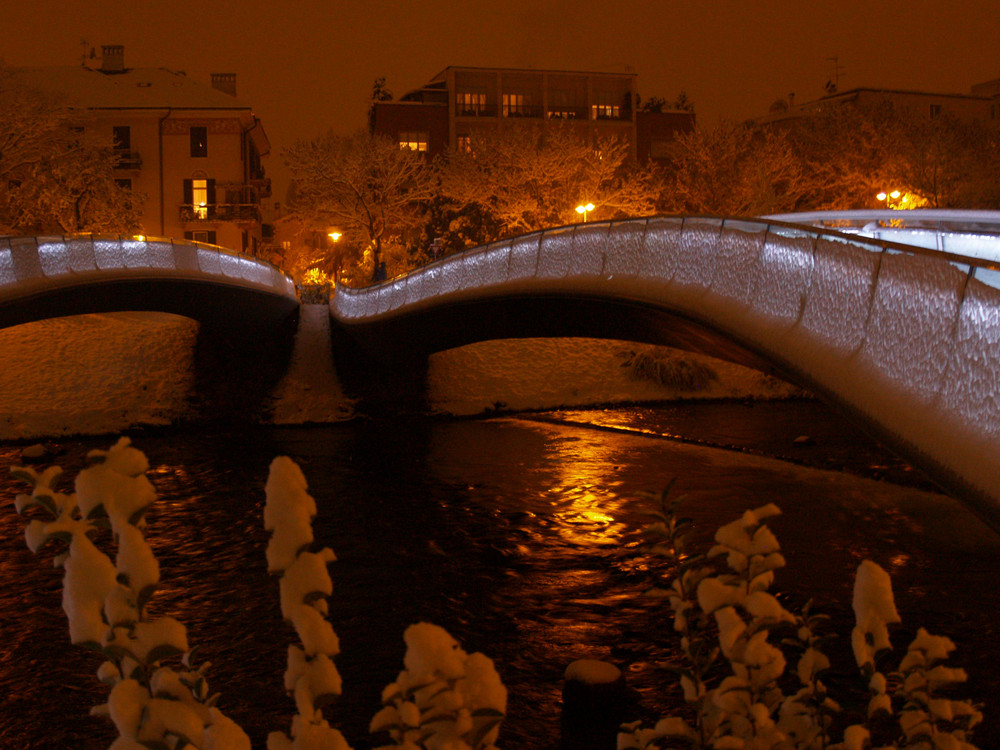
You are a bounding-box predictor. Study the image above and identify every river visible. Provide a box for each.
[1,400,997,749]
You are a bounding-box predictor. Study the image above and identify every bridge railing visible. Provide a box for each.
[765,210,1000,268]
[333,213,1000,321]
[0,233,296,299]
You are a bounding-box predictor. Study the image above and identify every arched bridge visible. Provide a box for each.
[331,214,1000,523]
[0,235,298,337]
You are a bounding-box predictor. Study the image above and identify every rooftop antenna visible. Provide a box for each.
[825,56,844,93]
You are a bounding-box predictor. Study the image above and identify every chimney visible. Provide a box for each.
[211,73,237,97]
[101,45,125,73]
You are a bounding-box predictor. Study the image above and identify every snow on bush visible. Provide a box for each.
[370,622,507,750]
[10,437,250,750]
[9,439,981,750]
[618,488,983,750]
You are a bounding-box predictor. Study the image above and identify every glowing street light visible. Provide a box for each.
[575,202,595,222]
[328,231,342,242]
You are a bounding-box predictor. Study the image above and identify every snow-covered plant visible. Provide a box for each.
[264,456,351,750]
[9,442,507,750]
[370,622,507,750]
[619,496,983,750]
[9,437,249,750]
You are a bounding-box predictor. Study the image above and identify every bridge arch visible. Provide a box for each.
[332,216,1000,523]
[0,235,299,338]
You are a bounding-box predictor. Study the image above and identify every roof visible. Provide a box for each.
[11,65,255,111]
[429,65,638,82]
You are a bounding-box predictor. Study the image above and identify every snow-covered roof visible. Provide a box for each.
[11,65,255,112]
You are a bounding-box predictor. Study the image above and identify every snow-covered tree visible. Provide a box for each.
[283,130,435,283]
[436,123,659,247]
[660,120,808,216]
[0,64,143,235]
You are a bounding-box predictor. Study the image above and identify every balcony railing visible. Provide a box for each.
[547,106,588,120]
[114,150,142,170]
[456,105,498,118]
[250,177,271,199]
[502,104,543,118]
[180,204,262,223]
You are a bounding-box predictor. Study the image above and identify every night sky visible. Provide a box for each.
[5,0,999,199]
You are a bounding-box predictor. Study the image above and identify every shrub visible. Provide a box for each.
[618,489,982,750]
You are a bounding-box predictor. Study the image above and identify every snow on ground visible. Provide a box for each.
[0,312,198,440]
[0,308,799,441]
[426,337,801,415]
[268,305,354,425]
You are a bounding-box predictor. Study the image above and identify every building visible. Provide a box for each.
[759,82,1000,127]
[372,65,693,163]
[13,45,271,254]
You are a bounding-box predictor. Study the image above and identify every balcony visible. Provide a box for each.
[547,106,588,120]
[250,177,272,199]
[456,105,498,118]
[114,150,142,170]
[180,203,262,224]
[502,104,543,118]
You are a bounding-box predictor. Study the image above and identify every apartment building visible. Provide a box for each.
[373,65,692,163]
[14,45,271,253]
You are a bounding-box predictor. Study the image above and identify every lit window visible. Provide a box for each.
[192,178,209,218]
[190,126,208,157]
[591,91,621,120]
[502,93,531,117]
[457,91,487,116]
[456,135,472,153]
[398,132,428,152]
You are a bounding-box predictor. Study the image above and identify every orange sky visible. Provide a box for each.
[5,0,999,201]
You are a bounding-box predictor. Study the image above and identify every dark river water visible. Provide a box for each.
[1,400,998,749]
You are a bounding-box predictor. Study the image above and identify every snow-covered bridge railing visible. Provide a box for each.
[0,234,298,334]
[766,209,1000,273]
[332,215,1000,524]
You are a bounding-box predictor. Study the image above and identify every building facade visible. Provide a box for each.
[760,83,1000,127]
[373,66,692,163]
[14,45,271,254]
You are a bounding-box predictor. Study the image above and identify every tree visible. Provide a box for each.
[662,120,808,216]
[283,130,435,282]
[367,76,394,134]
[784,100,1000,210]
[436,123,660,245]
[0,64,143,235]
[638,92,694,114]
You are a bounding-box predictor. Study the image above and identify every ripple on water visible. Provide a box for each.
[0,407,998,749]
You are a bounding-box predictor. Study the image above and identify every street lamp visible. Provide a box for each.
[575,202,595,223]
[876,190,901,208]
[328,231,342,242]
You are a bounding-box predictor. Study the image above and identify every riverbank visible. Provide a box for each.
[0,308,802,441]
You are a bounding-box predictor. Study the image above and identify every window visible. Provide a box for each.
[457,91,487,116]
[183,178,215,219]
[502,92,535,117]
[113,126,131,151]
[115,178,133,190]
[184,230,217,244]
[398,132,428,152]
[190,126,208,157]
[929,103,942,118]
[591,91,622,120]
[456,135,472,154]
